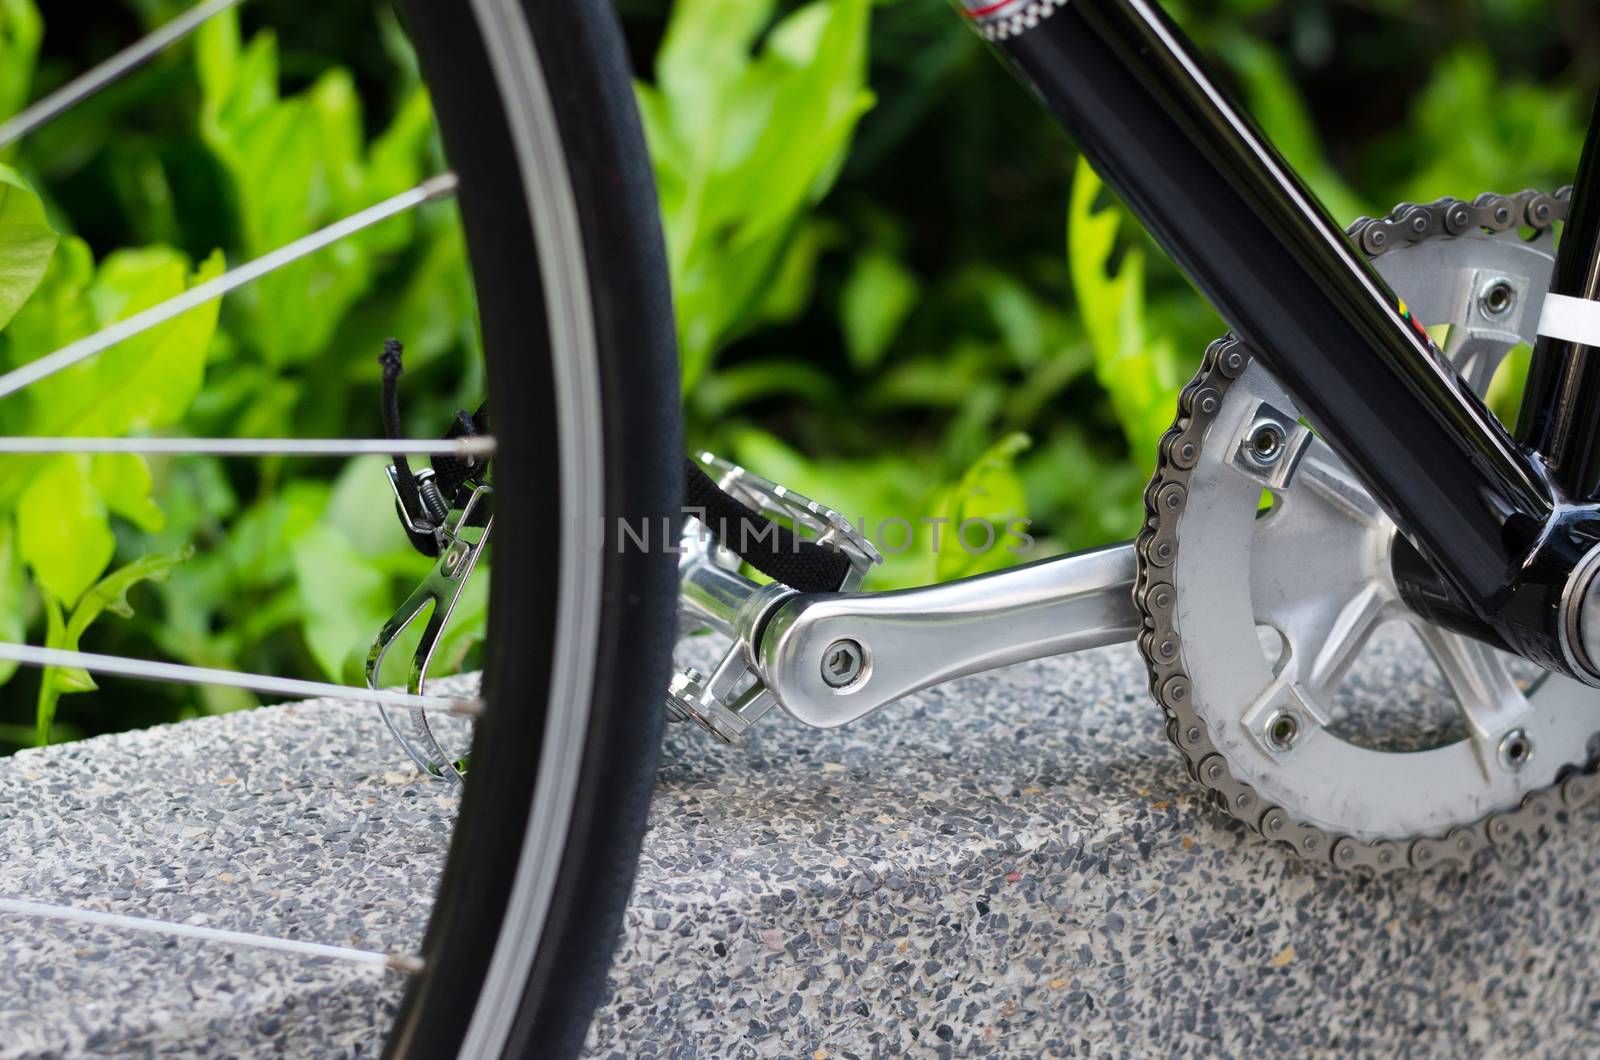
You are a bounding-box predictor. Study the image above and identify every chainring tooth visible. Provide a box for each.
[1134,187,1588,874]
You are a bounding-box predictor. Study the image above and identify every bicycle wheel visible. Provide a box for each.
[390,0,679,1054]
[0,0,679,1055]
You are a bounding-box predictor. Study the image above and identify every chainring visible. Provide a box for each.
[1135,189,1600,873]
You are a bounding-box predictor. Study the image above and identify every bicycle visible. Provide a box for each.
[0,0,1597,1056]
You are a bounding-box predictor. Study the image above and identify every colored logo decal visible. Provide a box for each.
[960,0,1069,40]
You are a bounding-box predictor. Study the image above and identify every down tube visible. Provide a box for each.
[962,1,1554,625]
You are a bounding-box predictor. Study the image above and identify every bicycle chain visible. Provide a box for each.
[1133,186,1600,873]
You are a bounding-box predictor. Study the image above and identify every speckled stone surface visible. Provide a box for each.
[0,679,473,1058]
[3,639,1598,1057]
[584,639,1600,1059]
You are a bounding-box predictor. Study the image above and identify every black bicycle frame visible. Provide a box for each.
[963,0,1600,678]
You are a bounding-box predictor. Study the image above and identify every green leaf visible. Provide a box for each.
[1,233,92,358]
[66,546,193,638]
[0,518,25,686]
[35,546,192,744]
[35,592,88,747]
[930,432,1032,582]
[17,456,114,608]
[643,0,874,387]
[0,164,57,332]
[1066,158,1183,465]
[690,359,838,419]
[321,455,428,561]
[23,246,224,441]
[198,9,378,365]
[91,453,165,533]
[359,87,437,254]
[841,247,918,370]
[0,0,42,137]
[292,523,391,683]
[1394,48,1583,204]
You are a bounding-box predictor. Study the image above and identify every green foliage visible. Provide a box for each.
[0,165,54,330]
[3,239,224,609]
[637,0,875,387]
[35,546,191,744]
[840,245,918,371]
[0,2,480,749]
[0,0,41,153]
[1066,158,1184,467]
[1409,49,1585,197]
[290,456,435,685]
[929,432,1031,582]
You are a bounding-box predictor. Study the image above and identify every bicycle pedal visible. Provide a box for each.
[368,480,494,780]
[689,452,881,583]
[668,453,880,742]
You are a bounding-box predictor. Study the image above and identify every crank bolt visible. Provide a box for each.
[1263,708,1302,753]
[1243,419,1286,468]
[821,639,867,690]
[1498,729,1533,772]
[1479,278,1516,319]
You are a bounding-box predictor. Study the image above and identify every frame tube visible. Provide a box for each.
[965,0,1592,670]
[1518,91,1600,499]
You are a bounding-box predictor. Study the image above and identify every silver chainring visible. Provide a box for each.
[1136,188,1600,873]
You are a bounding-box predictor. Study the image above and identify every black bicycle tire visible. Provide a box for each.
[385,0,679,1056]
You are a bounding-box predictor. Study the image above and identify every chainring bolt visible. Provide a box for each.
[1498,729,1533,772]
[1262,709,1302,752]
[1243,419,1287,468]
[1479,278,1516,319]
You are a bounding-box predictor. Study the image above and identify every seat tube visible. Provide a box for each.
[1517,91,1600,499]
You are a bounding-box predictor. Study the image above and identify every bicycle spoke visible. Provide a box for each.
[0,0,251,150]
[0,436,495,457]
[0,643,480,715]
[0,173,460,404]
[0,896,422,974]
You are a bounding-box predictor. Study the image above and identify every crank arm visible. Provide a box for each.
[754,542,1139,728]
